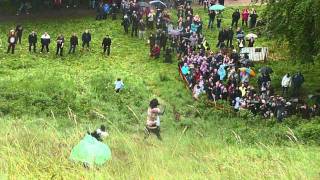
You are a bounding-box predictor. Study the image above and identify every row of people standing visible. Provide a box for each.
[5,28,112,56]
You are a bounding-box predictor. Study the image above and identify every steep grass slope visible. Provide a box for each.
[0,6,319,179]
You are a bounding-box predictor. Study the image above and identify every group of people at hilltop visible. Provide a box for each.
[5,26,112,57]
[13,0,122,15]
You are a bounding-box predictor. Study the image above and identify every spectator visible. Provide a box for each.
[66,0,78,8]
[56,34,64,56]
[147,11,154,29]
[28,31,37,53]
[281,73,291,97]
[68,33,78,54]
[16,0,31,16]
[53,0,62,9]
[15,25,23,44]
[208,10,216,30]
[292,72,304,97]
[249,9,258,29]
[40,32,51,53]
[96,1,104,20]
[131,11,139,37]
[7,30,17,54]
[82,30,91,50]
[148,33,156,54]
[226,27,234,48]
[121,14,130,34]
[89,0,96,9]
[248,37,255,47]
[102,35,112,56]
[242,8,249,27]
[138,19,146,39]
[110,3,117,20]
[151,44,161,59]
[231,9,240,28]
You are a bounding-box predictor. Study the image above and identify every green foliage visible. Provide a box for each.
[264,0,320,63]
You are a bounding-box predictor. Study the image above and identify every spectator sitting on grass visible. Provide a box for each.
[151,44,161,59]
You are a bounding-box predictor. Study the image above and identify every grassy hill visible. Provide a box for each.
[0,6,319,179]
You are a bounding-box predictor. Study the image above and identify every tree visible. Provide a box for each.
[264,0,320,63]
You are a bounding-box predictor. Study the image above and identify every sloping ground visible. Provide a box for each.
[0,117,319,179]
[0,6,319,179]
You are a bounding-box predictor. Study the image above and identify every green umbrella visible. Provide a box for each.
[209,4,225,11]
[69,134,111,166]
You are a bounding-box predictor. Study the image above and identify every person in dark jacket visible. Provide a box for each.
[231,9,240,28]
[102,35,112,56]
[15,25,23,44]
[249,9,258,29]
[7,30,17,54]
[160,31,167,51]
[226,27,234,48]
[218,0,224,5]
[292,72,304,97]
[40,32,51,53]
[149,33,156,54]
[68,33,78,54]
[56,34,64,56]
[208,10,215,30]
[164,47,172,63]
[216,29,224,49]
[111,3,117,20]
[96,1,104,20]
[28,31,37,52]
[216,16,222,29]
[131,11,139,37]
[121,14,130,34]
[82,30,91,50]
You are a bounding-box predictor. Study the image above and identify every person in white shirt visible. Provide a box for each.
[281,73,291,97]
[40,32,51,53]
[114,78,124,93]
[7,30,16,54]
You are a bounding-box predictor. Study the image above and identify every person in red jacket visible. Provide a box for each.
[151,44,161,59]
[242,8,249,27]
[7,30,17,54]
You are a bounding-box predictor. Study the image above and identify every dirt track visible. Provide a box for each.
[0,0,252,22]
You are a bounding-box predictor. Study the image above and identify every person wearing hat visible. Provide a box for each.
[102,35,112,56]
[7,30,17,54]
[145,98,165,140]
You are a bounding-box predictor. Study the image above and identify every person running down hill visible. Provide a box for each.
[145,99,165,140]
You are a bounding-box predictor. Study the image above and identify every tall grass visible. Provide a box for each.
[0,5,319,179]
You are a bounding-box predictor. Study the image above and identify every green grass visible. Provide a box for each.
[0,6,319,179]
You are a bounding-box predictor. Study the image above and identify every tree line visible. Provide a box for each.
[264,0,320,63]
